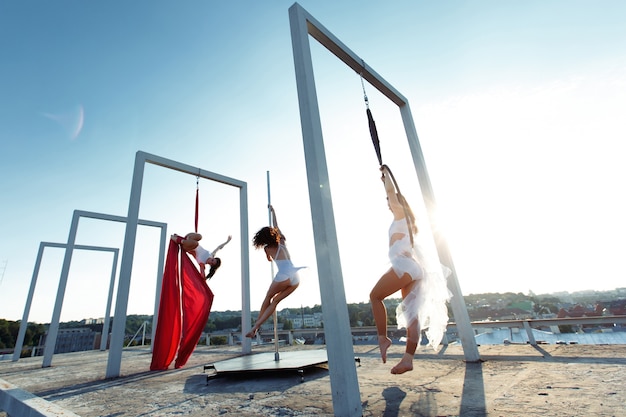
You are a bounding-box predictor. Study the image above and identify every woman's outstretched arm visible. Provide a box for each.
[211,235,232,256]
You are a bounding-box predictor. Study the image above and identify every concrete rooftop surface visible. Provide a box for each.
[1,343,625,416]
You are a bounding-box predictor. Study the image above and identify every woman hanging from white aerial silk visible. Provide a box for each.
[370,165,452,374]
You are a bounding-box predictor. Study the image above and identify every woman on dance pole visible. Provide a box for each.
[171,233,232,279]
[370,164,451,374]
[246,205,304,338]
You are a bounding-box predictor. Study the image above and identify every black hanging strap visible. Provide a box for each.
[367,108,382,166]
[360,61,413,245]
[195,172,200,233]
[360,62,383,166]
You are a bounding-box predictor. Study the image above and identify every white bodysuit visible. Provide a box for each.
[272,244,304,285]
[388,219,423,281]
[194,245,212,265]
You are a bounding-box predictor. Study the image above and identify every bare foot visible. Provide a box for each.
[377,336,392,364]
[245,329,257,338]
[391,353,414,374]
[390,360,413,374]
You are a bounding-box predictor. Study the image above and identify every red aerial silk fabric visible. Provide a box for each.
[150,239,213,371]
[150,240,182,370]
[175,249,214,368]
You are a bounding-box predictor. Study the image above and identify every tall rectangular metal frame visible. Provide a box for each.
[289,3,479,415]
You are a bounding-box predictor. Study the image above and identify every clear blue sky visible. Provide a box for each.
[1,1,625,323]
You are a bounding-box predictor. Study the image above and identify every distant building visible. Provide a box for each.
[82,317,106,325]
[258,311,324,331]
[287,312,323,329]
[38,328,98,355]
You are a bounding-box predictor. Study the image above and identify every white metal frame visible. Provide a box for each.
[40,210,168,369]
[289,3,480,415]
[12,241,119,361]
[106,151,250,378]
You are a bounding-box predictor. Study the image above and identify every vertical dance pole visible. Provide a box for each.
[267,171,280,361]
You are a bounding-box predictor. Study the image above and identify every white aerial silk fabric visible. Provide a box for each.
[394,218,452,351]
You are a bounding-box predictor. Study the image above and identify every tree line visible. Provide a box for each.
[0,302,389,350]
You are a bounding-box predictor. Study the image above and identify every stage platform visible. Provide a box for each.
[204,349,343,382]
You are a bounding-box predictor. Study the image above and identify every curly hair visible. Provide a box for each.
[252,226,283,248]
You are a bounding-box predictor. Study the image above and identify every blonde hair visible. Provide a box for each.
[397,193,418,235]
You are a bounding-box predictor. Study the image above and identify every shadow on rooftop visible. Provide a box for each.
[459,361,487,417]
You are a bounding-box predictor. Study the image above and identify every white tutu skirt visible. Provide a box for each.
[395,241,452,351]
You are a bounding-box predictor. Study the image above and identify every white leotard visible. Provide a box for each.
[194,244,212,265]
[388,219,423,281]
[272,244,304,285]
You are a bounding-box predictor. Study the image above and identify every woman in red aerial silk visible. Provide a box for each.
[150,233,231,371]
[172,233,231,279]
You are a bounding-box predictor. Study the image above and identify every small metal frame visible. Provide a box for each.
[12,240,119,361]
[39,210,167,368]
